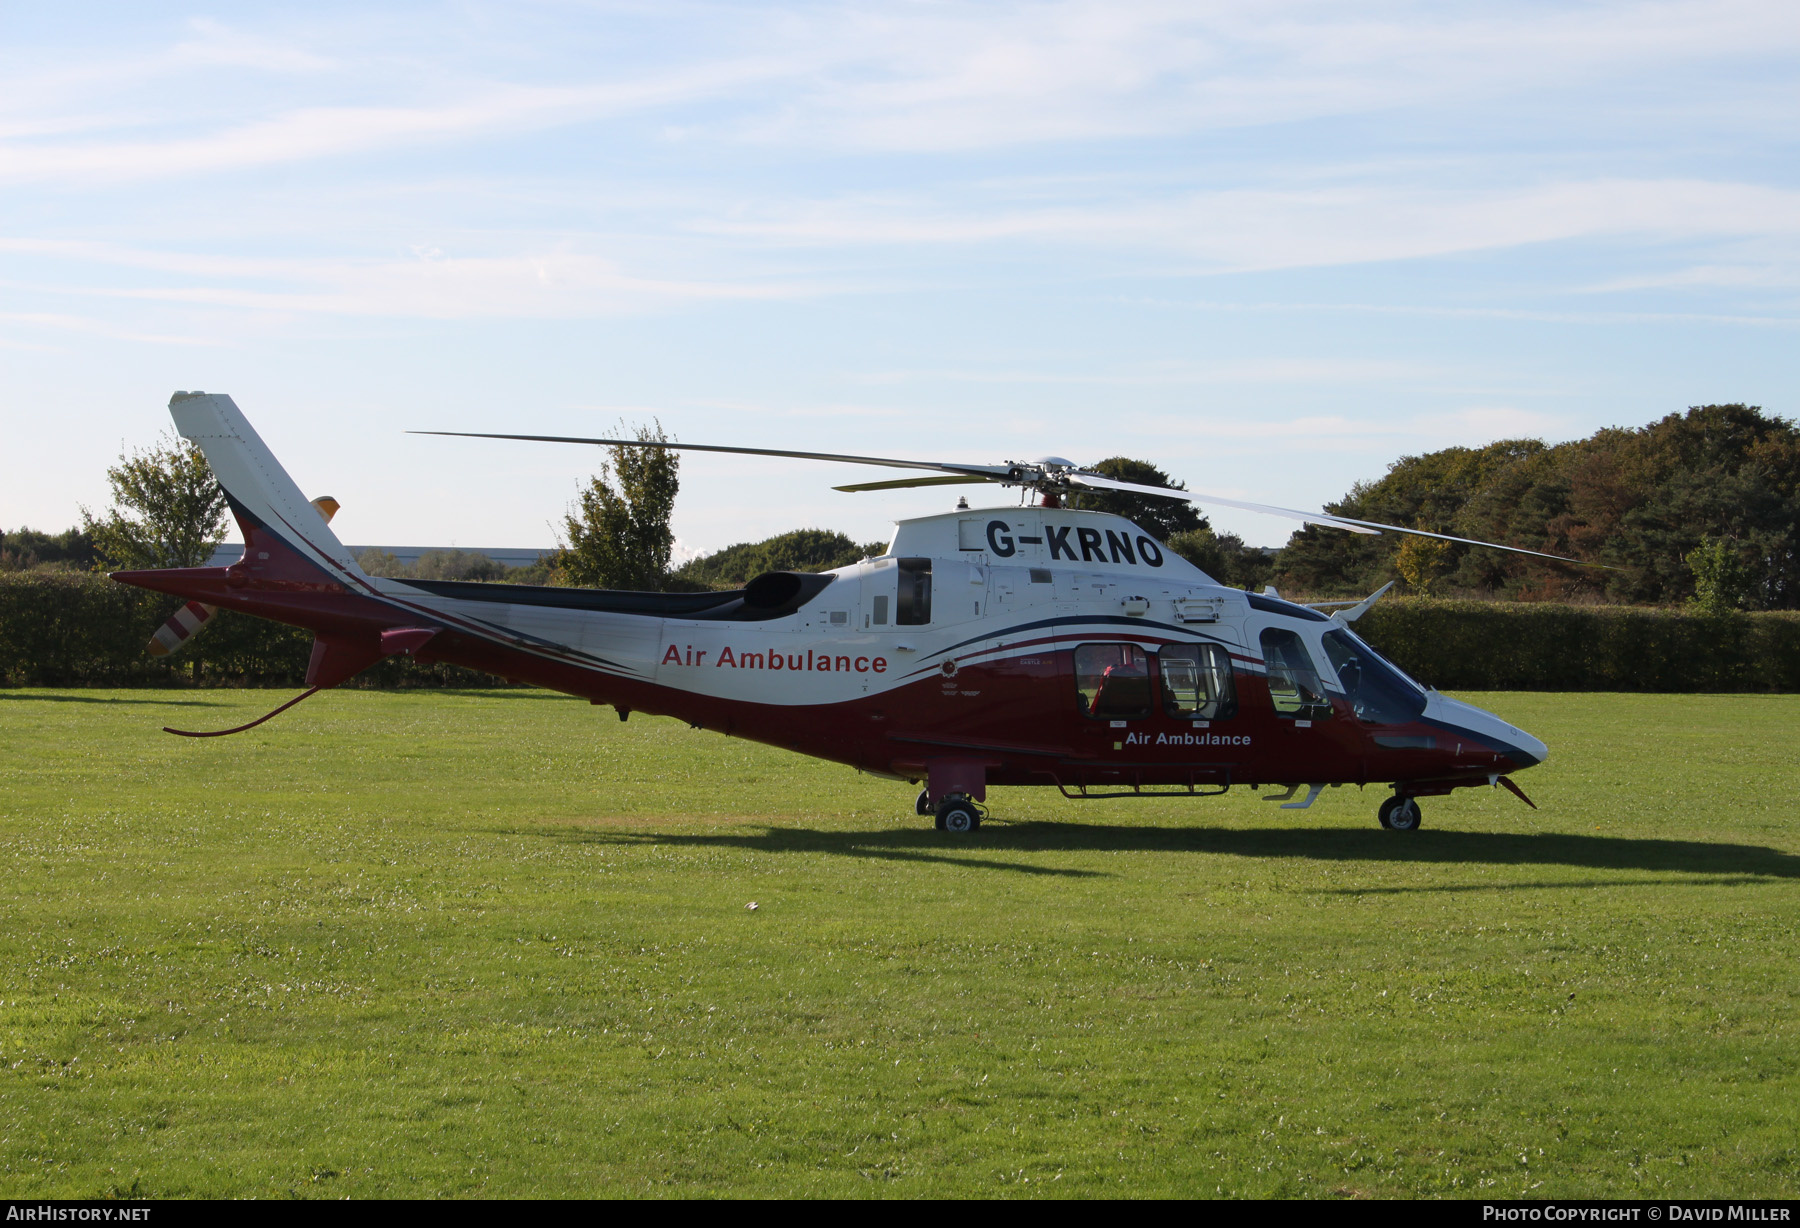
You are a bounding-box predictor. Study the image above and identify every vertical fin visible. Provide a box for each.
[167,392,362,578]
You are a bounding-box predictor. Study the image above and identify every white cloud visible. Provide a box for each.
[699,178,1800,272]
[0,310,219,347]
[4,1,1796,551]
[1580,261,1800,292]
[0,63,792,185]
[723,0,1800,151]
[12,168,1800,327]
[0,238,804,318]
[1109,294,1800,329]
[171,18,339,74]
[1147,404,1570,446]
[1439,406,1570,439]
[5,0,1796,185]
[856,358,1433,386]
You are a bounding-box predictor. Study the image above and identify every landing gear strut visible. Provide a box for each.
[1378,795,1422,832]
[934,794,983,833]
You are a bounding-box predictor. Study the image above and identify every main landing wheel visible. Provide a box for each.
[1378,795,1423,832]
[935,795,982,834]
[915,788,932,817]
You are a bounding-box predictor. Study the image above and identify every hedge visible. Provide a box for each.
[1354,598,1800,692]
[4,573,1799,691]
[0,573,506,688]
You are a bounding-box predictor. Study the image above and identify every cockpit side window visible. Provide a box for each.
[1259,628,1331,721]
[1158,643,1237,720]
[1320,629,1427,725]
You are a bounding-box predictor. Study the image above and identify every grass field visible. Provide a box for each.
[2,688,1797,1199]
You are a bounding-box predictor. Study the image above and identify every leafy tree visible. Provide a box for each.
[674,529,886,591]
[1687,538,1754,615]
[1166,527,1274,590]
[0,527,96,572]
[1582,405,1800,608]
[560,423,680,590]
[82,433,229,571]
[504,554,562,586]
[1276,439,1545,597]
[1393,536,1453,594]
[412,549,508,582]
[1273,407,1800,607]
[352,548,511,582]
[1074,458,1207,542]
[353,549,407,577]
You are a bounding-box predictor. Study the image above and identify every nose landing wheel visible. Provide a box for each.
[1378,795,1422,831]
[934,794,983,833]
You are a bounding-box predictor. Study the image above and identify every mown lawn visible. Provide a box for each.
[1,688,1796,1198]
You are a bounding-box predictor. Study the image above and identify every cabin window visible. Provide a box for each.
[1074,643,1153,720]
[1320,629,1426,725]
[1029,568,1052,584]
[872,595,889,625]
[896,558,932,625]
[1158,643,1238,721]
[1259,628,1331,721]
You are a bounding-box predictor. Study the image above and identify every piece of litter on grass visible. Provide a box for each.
[746,902,759,911]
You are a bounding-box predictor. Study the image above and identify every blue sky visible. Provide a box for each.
[4,1,1797,555]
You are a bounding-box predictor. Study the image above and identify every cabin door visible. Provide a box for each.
[1073,642,1156,752]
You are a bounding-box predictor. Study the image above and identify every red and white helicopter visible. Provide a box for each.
[117,391,1562,834]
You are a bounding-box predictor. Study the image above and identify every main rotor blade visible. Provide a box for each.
[834,475,997,493]
[1068,471,1600,565]
[1067,472,1381,535]
[420,430,1600,567]
[1320,515,1610,567]
[411,431,1014,481]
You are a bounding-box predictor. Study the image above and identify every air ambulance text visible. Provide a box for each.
[661,645,887,673]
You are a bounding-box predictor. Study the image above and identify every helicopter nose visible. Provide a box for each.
[1510,727,1548,769]
[1424,694,1547,769]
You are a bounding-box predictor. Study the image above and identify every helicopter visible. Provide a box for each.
[115,391,1560,835]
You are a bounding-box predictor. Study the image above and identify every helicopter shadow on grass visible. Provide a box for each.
[430,689,582,701]
[545,821,1800,885]
[541,824,1106,879]
[0,692,224,707]
[990,823,1800,881]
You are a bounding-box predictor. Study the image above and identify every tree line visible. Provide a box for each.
[1274,404,1800,611]
[7,403,1796,611]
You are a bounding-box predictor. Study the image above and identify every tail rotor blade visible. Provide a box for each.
[147,600,217,656]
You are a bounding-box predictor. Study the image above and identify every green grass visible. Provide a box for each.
[2,688,1797,1199]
